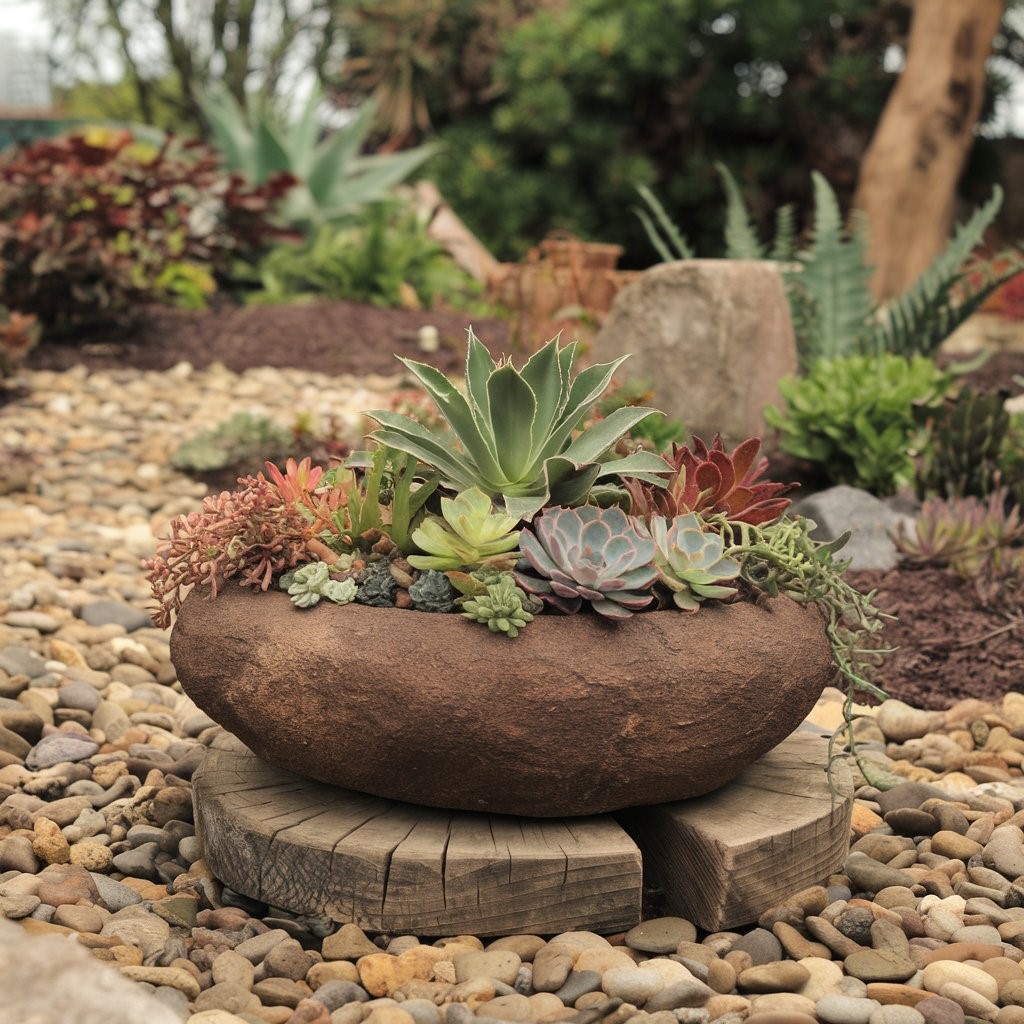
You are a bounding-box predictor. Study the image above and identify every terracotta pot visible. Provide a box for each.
[171,586,835,817]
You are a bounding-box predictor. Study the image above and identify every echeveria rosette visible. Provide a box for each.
[366,331,671,521]
[407,487,519,571]
[515,505,658,619]
[651,513,741,612]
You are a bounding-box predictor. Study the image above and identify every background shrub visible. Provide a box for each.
[0,128,293,335]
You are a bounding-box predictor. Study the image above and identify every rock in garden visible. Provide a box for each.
[25,734,99,771]
[593,259,796,441]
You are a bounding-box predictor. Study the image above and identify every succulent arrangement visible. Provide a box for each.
[148,332,887,702]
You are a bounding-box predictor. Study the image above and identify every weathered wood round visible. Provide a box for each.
[193,730,852,935]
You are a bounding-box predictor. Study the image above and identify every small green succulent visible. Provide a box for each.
[460,575,541,638]
[408,487,520,572]
[650,513,742,612]
[285,561,358,608]
[368,332,671,520]
[516,505,658,618]
[355,560,399,606]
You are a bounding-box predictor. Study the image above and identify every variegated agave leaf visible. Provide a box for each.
[367,330,670,520]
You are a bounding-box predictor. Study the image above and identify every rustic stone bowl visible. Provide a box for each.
[171,586,835,817]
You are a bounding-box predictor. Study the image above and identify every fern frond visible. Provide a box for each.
[872,186,1011,358]
[794,172,874,366]
[770,204,797,262]
[715,162,764,260]
[633,185,695,261]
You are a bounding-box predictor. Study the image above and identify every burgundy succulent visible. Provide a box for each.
[515,505,658,618]
[624,434,794,526]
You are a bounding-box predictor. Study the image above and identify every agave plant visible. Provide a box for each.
[515,506,658,618]
[368,333,671,520]
[650,513,742,612]
[625,435,793,526]
[408,487,520,571]
[198,82,433,233]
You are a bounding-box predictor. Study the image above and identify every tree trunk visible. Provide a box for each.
[853,0,1004,300]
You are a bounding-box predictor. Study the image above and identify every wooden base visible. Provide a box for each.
[192,730,852,936]
[620,730,854,931]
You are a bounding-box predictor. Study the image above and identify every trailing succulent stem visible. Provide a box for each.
[715,514,891,704]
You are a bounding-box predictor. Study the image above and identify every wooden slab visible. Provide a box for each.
[618,730,853,932]
[192,732,644,937]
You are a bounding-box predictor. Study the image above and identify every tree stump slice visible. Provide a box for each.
[192,732,644,937]
[618,730,853,932]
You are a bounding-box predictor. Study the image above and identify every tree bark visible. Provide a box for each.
[853,0,1004,300]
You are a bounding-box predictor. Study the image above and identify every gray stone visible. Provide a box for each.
[58,681,102,713]
[555,970,604,1005]
[80,600,152,632]
[624,917,698,954]
[89,873,144,912]
[0,917,180,1023]
[0,647,48,678]
[25,733,99,770]
[313,980,372,1011]
[593,259,797,442]
[732,928,783,965]
[792,486,910,571]
[816,995,883,1024]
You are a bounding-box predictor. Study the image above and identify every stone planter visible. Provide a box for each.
[171,586,835,818]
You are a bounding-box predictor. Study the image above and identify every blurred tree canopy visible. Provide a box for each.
[47,0,341,137]
[342,0,1022,264]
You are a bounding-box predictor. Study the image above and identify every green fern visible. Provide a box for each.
[633,184,695,261]
[872,186,1022,357]
[770,204,797,262]
[790,173,874,367]
[716,162,765,260]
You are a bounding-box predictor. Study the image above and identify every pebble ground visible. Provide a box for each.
[5,364,1024,1024]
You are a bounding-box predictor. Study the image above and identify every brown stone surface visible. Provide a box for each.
[593,259,798,444]
[171,587,834,817]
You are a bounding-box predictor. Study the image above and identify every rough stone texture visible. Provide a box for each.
[592,259,797,443]
[171,588,834,816]
[792,487,911,572]
[0,918,181,1024]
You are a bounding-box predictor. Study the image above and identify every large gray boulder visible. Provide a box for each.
[593,259,797,443]
[794,485,915,571]
[0,918,181,1024]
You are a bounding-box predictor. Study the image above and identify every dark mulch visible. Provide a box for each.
[24,300,516,378]
[17,297,1024,711]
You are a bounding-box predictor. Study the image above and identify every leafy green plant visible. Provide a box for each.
[0,307,40,378]
[251,201,482,310]
[368,332,670,520]
[0,128,291,333]
[516,505,659,619]
[915,387,1024,506]
[637,169,1024,368]
[171,413,295,477]
[650,513,742,612]
[459,574,542,638]
[318,446,439,555]
[198,82,433,233]
[407,487,519,572]
[765,354,953,496]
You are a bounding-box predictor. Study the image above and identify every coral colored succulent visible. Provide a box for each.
[146,474,314,628]
[265,457,325,504]
[624,434,793,526]
[515,505,658,618]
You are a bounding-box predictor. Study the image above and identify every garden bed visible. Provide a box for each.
[22,299,1024,713]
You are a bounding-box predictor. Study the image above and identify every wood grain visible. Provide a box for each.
[618,730,853,931]
[193,733,644,936]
